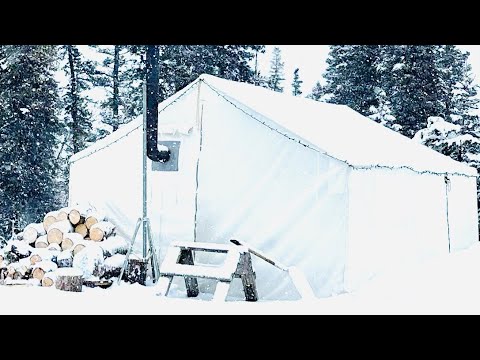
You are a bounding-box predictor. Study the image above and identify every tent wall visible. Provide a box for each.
[447,175,478,252]
[69,87,201,259]
[195,86,349,299]
[344,169,478,292]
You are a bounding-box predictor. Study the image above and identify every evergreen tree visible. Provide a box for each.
[59,45,95,153]
[323,45,382,117]
[0,45,62,240]
[435,45,479,128]
[308,81,325,101]
[292,68,302,96]
[381,45,443,138]
[268,47,284,92]
[94,45,135,131]
[117,45,264,119]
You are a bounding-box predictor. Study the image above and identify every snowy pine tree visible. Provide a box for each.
[0,45,62,240]
[381,45,443,138]
[60,45,95,153]
[94,45,138,131]
[323,45,382,117]
[268,47,285,92]
[308,81,325,101]
[292,68,303,96]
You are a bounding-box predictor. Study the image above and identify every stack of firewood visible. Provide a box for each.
[0,205,129,290]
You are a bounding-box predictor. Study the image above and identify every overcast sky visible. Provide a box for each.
[258,45,480,96]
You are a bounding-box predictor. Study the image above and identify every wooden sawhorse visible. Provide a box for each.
[156,241,258,302]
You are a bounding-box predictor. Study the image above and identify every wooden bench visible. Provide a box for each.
[156,241,258,302]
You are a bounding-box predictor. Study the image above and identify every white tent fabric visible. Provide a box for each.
[69,74,478,299]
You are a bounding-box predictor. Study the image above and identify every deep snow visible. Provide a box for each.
[1,243,480,314]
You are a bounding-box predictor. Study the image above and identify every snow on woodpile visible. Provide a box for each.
[0,203,131,289]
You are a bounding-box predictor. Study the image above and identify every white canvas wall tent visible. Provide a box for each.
[69,74,478,300]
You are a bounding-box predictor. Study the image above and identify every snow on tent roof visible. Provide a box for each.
[72,74,477,177]
[199,74,477,177]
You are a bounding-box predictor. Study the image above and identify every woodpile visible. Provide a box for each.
[0,204,133,289]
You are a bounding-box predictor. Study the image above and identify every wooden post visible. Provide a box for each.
[126,257,148,285]
[238,252,258,302]
[179,249,199,297]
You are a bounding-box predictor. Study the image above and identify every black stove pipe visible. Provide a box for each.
[146,45,170,162]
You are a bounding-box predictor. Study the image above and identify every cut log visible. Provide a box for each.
[56,207,71,222]
[55,268,83,292]
[30,254,42,266]
[74,224,88,238]
[35,235,49,248]
[103,254,126,279]
[0,267,8,281]
[83,279,113,289]
[10,240,33,259]
[61,233,84,251]
[89,221,115,241]
[72,239,90,256]
[47,220,73,245]
[7,262,29,279]
[85,212,105,230]
[30,248,57,265]
[43,211,59,232]
[99,235,128,257]
[23,223,46,245]
[73,244,105,279]
[57,250,73,268]
[47,243,61,252]
[42,272,57,287]
[32,260,57,280]
[68,205,92,226]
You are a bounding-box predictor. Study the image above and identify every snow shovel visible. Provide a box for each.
[230,239,316,300]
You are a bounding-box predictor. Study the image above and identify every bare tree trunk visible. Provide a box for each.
[112,45,120,132]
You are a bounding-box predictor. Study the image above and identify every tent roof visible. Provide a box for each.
[71,74,477,177]
[199,74,477,177]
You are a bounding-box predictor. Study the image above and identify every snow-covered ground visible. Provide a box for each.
[2,243,480,315]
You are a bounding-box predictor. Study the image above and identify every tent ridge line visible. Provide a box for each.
[69,79,201,165]
[201,80,349,166]
[203,80,476,179]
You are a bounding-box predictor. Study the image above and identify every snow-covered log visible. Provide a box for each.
[10,240,33,259]
[61,233,84,251]
[32,260,57,280]
[103,254,126,279]
[99,235,128,257]
[56,207,71,222]
[29,249,57,265]
[74,224,88,238]
[23,223,46,244]
[125,255,147,285]
[72,239,90,256]
[42,272,57,287]
[35,235,49,248]
[7,261,30,279]
[73,244,105,279]
[47,220,73,245]
[47,243,61,252]
[57,250,73,268]
[89,221,115,241]
[55,268,83,292]
[43,211,59,232]
[85,212,105,230]
[68,205,92,226]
